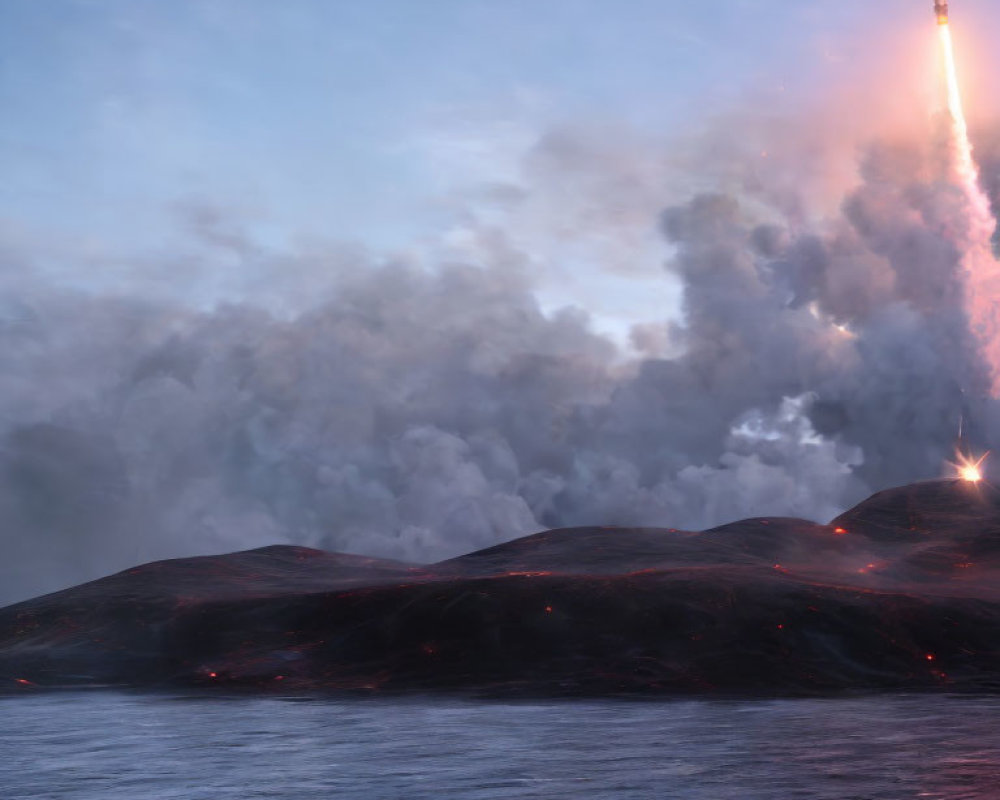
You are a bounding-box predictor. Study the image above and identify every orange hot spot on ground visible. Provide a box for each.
[833,527,848,535]
[926,654,936,662]
[544,606,553,613]
[950,452,989,483]
[15,678,33,686]
[208,671,217,678]
[961,463,983,482]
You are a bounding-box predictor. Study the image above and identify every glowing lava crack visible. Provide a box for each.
[4,480,1000,697]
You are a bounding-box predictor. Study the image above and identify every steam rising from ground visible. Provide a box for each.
[3,86,1000,605]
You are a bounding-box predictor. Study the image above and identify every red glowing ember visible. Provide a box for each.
[833,527,848,535]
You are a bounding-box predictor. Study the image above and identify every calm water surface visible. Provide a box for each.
[2,693,999,799]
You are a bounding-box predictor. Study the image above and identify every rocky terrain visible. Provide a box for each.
[3,479,1000,696]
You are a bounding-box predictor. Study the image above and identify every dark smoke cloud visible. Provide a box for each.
[2,109,1000,605]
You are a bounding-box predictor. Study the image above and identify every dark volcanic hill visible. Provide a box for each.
[3,479,1000,696]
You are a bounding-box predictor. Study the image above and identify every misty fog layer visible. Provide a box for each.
[2,112,999,605]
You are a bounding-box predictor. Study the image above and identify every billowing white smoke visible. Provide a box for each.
[0,119,996,605]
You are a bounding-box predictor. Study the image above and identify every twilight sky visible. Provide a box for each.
[5,0,996,339]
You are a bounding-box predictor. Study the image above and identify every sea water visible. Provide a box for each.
[2,693,998,799]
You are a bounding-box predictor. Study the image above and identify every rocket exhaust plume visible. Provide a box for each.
[935,2,1000,394]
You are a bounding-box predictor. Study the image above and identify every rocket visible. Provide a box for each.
[935,0,949,25]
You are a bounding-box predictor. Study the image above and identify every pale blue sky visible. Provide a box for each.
[1,0,997,334]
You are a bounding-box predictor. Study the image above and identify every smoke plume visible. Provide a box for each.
[2,99,999,605]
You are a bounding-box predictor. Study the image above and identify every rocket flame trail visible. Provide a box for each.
[937,22,1000,394]
[938,24,988,222]
[939,25,978,184]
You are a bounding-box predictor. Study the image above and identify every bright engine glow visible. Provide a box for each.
[950,452,988,483]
